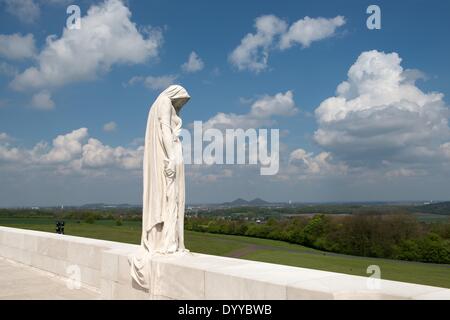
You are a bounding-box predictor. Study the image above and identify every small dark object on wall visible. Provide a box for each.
[55,221,65,234]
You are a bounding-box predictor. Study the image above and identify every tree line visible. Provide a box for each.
[185,213,450,264]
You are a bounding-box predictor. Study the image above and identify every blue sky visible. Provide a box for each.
[1,0,450,206]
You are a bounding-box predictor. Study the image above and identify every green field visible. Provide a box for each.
[1,217,449,289]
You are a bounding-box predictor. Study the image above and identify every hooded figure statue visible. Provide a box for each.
[130,85,191,290]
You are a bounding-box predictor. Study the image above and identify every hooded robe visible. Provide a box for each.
[130,85,190,290]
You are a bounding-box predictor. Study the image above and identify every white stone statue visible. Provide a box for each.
[130,85,191,290]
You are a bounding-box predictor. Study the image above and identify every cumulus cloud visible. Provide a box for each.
[127,74,178,91]
[31,90,54,110]
[313,50,450,171]
[277,50,450,182]
[10,0,162,91]
[279,16,345,49]
[39,128,88,164]
[229,15,345,73]
[0,33,36,60]
[80,138,142,170]
[0,145,23,162]
[181,51,204,73]
[204,90,297,129]
[288,148,347,176]
[0,128,143,173]
[229,15,287,73]
[103,121,117,132]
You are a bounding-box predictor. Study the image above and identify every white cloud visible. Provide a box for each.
[204,90,297,129]
[0,145,23,162]
[81,138,142,170]
[181,51,204,73]
[128,74,178,91]
[288,148,347,176]
[229,15,287,73]
[40,128,88,164]
[31,90,54,110]
[0,128,143,172]
[251,90,297,118]
[0,33,36,60]
[279,16,345,49]
[2,0,40,23]
[229,15,345,73]
[10,0,162,91]
[277,50,450,182]
[313,50,450,168]
[103,121,117,132]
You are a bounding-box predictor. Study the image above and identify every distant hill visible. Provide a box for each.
[221,198,271,207]
[248,198,270,206]
[414,202,450,215]
[225,198,249,206]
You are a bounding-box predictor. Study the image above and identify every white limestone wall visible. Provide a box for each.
[0,226,449,300]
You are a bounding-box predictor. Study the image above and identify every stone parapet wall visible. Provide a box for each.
[1,226,449,300]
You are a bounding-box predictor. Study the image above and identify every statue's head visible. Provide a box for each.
[161,85,190,113]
